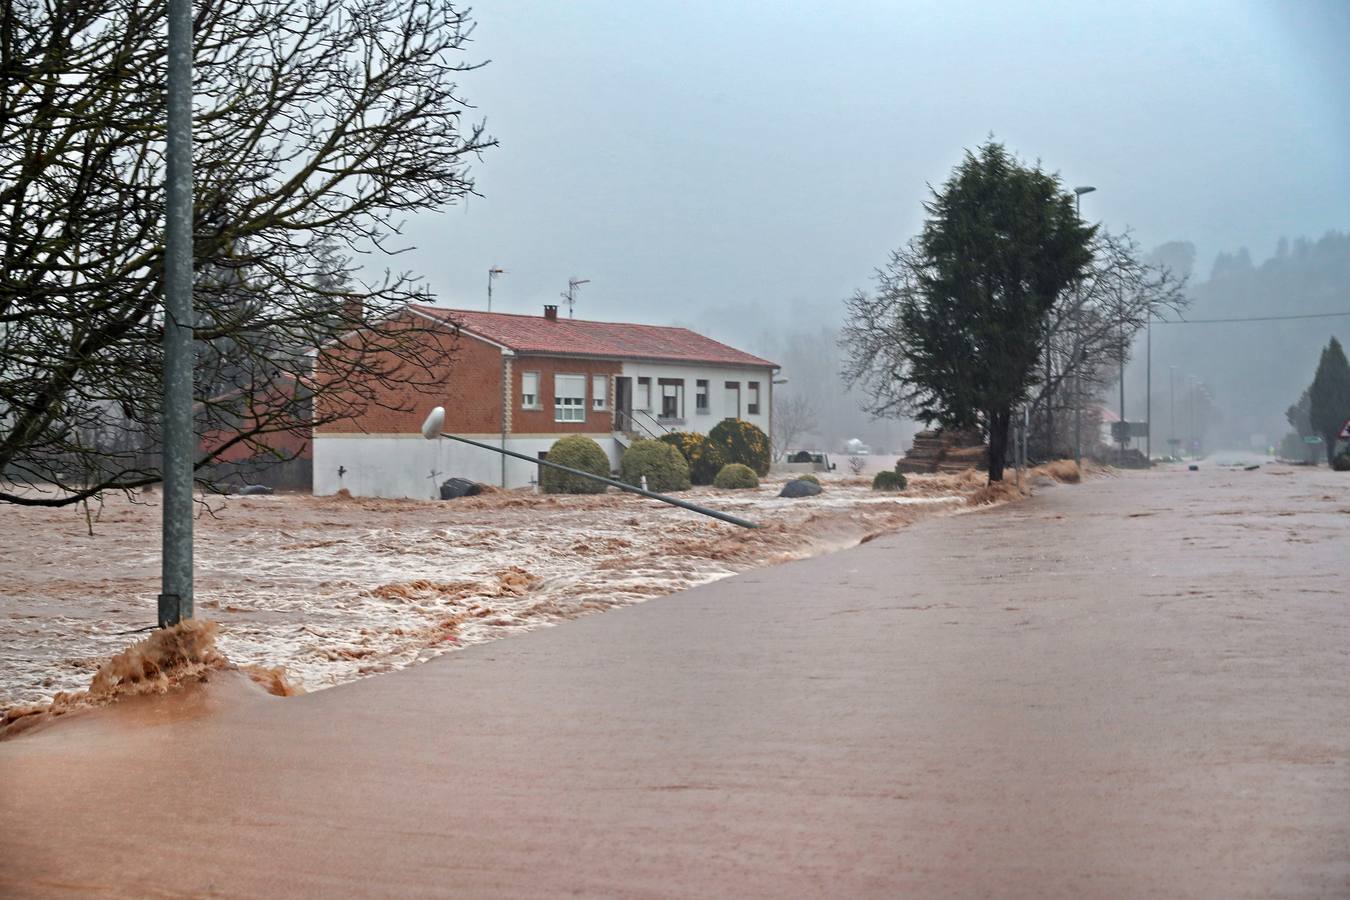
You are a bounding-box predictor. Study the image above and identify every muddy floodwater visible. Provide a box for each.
[1,463,1345,897]
[0,473,981,709]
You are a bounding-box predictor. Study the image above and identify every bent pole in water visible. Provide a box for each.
[420,407,759,529]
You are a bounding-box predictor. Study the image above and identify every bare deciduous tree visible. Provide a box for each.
[0,0,494,506]
[1025,230,1188,458]
[770,391,818,461]
[843,227,1187,468]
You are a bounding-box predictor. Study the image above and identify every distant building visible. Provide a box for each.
[313,304,778,497]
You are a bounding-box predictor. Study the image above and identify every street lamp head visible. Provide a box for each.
[421,406,446,440]
[1073,185,1097,196]
[489,266,505,276]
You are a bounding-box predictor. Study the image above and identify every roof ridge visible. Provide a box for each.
[416,304,642,328]
[407,303,777,368]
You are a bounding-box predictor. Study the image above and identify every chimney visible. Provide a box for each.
[543,304,558,322]
[341,296,364,325]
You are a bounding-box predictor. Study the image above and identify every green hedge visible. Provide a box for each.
[1333,452,1350,472]
[659,431,728,485]
[620,439,691,492]
[795,473,820,485]
[713,462,759,490]
[872,470,907,491]
[708,418,770,476]
[539,435,611,494]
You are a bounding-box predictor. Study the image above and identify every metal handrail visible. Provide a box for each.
[631,407,673,435]
[613,408,663,440]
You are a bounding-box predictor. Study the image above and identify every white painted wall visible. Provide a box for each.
[618,361,772,437]
[314,433,620,497]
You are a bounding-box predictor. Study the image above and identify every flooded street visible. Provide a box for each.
[1,463,1346,897]
[1,474,977,709]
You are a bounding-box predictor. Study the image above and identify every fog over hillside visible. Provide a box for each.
[1122,232,1350,454]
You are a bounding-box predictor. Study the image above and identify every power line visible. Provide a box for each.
[1152,310,1350,325]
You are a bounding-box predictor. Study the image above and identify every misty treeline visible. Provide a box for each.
[839,141,1187,480]
[754,326,914,460]
[0,0,493,506]
[1123,231,1350,456]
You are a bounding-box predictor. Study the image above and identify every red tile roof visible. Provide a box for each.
[411,306,777,369]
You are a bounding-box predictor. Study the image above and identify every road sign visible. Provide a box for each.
[1111,421,1150,441]
[1340,419,1350,440]
[1303,435,1323,445]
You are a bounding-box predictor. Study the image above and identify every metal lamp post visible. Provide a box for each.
[1071,185,1096,464]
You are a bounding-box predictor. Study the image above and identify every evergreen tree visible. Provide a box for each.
[1308,337,1350,464]
[842,141,1094,480]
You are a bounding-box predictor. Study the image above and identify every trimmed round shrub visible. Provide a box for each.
[621,439,691,492]
[795,473,820,485]
[539,435,611,494]
[872,470,907,491]
[659,431,728,485]
[708,418,771,476]
[714,462,759,490]
[1333,452,1350,472]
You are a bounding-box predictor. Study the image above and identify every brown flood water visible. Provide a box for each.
[3,463,1345,897]
[1,472,984,714]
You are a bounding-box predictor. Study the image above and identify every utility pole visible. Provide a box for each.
[1118,282,1127,463]
[159,0,195,628]
[1145,318,1151,461]
[487,266,505,311]
[1169,365,1177,459]
[561,277,590,319]
[1044,321,1054,459]
[1188,376,1196,459]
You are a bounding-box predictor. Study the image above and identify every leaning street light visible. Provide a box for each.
[420,407,759,529]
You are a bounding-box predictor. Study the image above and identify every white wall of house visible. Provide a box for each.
[314,433,621,497]
[617,361,772,437]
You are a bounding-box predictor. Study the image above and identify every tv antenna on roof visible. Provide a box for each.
[561,277,590,319]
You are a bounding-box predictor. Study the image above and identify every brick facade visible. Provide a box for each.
[511,355,622,435]
[314,312,503,436]
[314,315,625,439]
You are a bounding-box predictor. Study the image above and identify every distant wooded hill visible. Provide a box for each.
[1136,231,1350,450]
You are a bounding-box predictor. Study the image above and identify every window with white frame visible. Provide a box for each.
[658,378,684,420]
[636,377,652,411]
[521,371,540,409]
[747,381,761,415]
[695,379,709,414]
[554,374,586,422]
[591,374,607,410]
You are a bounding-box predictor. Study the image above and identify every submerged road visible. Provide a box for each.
[2,465,1348,897]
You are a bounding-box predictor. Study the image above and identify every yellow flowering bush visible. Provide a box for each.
[659,431,727,485]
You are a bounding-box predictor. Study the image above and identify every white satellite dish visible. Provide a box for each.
[421,406,446,440]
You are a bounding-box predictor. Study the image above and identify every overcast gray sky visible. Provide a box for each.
[385,0,1349,340]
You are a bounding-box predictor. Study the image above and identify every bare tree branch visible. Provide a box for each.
[0,0,495,506]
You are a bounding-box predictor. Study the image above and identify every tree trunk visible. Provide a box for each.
[1325,431,1338,466]
[987,408,1011,481]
